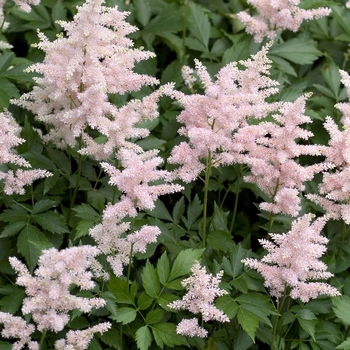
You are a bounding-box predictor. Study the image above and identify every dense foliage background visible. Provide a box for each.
[2,0,350,349]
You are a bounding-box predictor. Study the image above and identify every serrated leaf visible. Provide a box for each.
[146,309,165,324]
[146,199,173,222]
[0,285,25,314]
[0,204,28,223]
[0,342,12,350]
[73,203,100,220]
[107,276,135,305]
[151,323,187,348]
[0,78,19,108]
[138,292,153,311]
[270,38,322,65]
[0,53,14,74]
[157,251,170,285]
[207,230,235,252]
[17,224,51,272]
[46,147,71,175]
[114,307,137,325]
[222,244,246,277]
[32,199,57,214]
[32,212,68,234]
[172,197,185,224]
[136,326,152,350]
[297,309,316,320]
[188,2,210,51]
[183,195,203,230]
[168,248,204,282]
[336,337,350,349]
[99,326,120,349]
[298,318,317,340]
[333,296,350,325]
[74,220,96,239]
[157,294,179,311]
[0,221,27,238]
[142,260,160,298]
[215,295,238,319]
[23,151,57,171]
[101,291,117,318]
[237,308,259,342]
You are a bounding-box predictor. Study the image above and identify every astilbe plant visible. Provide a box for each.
[0,246,110,349]
[237,0,331,42]
[307,70,350,224]
[13,0,162,160]
[168,261,229,338]
[233,94,329,217]
[243,214,340,302]
[168,43,280,184]
[0,111,50,195]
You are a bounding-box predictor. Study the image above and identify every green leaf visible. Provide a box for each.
[157,294,179,311]
[298,318,317,340]
[0,78,19,108]
[172,197,185,224]
[138,292,153,311]
[32,212,69,234]
[107,276,135,305]
[136,326,152,350]
[157,251,170,285]
[0,285,25,314]
[0,53,14,74]
[333,296,350,325]
[23,151,57,171]
[168,248,204,282]
[336,337,350,349]
[237,308,259,342]
[144,3,183,34]
[134,0,151,26]
[207,230,235,252]
[151,323,187,348]
[322,58,341,98]
[17,224,51,272]
[146,199,173,222]
[0,221,27,238]
[215,295,238,318]
[101,291,118,318]
[46,148,71,175]
[32,199,57,214]
[142,260,160,298]
[73,203,100,220]
[270,38,322,65]
[222,244,246,277]
[74,220,96,239]
[188,2,210,51]
[99,326,120,349]
[18,119,43,154]
[0,342,12,350]
[0,204,29,223]
[114,307,137,325]
[182,195,203,230]
[146,309,165,325]
[236,293,278,326]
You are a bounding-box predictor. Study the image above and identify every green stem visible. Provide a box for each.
[229,165,242,233]
[69,136,84,210]
[181,0,189,62]
[202,151,212,249]
[271,290,288,350]
[39,330,47,349]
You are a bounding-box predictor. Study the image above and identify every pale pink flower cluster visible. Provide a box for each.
[234,94,328,216]
[243,214,340,302]
[237,0,331,42]
[168,261,229,338]
[307,71,350,224]
[13,0,40,12]
[9,246,107,332]
[168,43,280,183]
[14,0,161,160]
[54,322,111,350]
[0,312,38,350]
[0,111,50,195]
[90,148,182,276]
